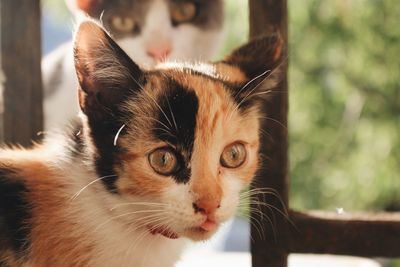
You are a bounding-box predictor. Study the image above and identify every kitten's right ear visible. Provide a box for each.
[74,21,143,119]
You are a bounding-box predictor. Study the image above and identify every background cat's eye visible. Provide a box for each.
[110,15,136,33]
[170,1,197,25]
[148,147,180,175]
[220,143,247,168]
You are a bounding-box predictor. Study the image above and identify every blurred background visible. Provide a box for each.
[38,0,399,265]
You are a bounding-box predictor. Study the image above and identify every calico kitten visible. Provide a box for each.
[43,0,224,130]
[0,21,282,266]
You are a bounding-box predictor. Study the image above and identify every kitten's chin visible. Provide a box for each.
[182,226,219,241]
[148,225,218,241]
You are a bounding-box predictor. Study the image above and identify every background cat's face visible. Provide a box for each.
[68,0,224,68]
[74,22,282,241]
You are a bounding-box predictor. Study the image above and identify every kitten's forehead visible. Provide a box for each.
[130,65,254,147]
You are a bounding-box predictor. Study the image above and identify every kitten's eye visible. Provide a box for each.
[170,1,196,24]
[220,143,247,168]
[110,16,135,33]
[149,148,179,175]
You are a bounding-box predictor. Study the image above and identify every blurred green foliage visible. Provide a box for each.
[42,0,70,23]
[288,0,400,212]
[224,0,400,213]
[44,0,399,213]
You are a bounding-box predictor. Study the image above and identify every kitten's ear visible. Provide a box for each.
[217,34,284,102]
[222,33,284,80]
[74,21,143,119]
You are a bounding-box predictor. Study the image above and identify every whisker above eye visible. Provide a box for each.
[233,69,272,102]
[149,127,174,138]
[226,68,274,123]
[137,116,173,134]
[165,95,178,132]
[142,90,174,129]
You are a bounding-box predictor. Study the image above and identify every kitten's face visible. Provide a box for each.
[115,71,261,240]
[74,22,282,240]
[68,0,223,68]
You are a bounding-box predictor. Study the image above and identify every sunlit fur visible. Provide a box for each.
[0,21,283,266]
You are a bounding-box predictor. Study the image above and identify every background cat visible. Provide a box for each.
[43,0,224,130]
[0,21,282,267]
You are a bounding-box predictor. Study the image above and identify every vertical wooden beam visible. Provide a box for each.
[249,1,288,267]
[0,0,43,146]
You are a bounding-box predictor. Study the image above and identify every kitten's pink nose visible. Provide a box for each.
[193,199,221,215]
[146,44,172,61]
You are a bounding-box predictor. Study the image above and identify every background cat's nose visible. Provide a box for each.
[193,199,221,215]
[146,44,172,61]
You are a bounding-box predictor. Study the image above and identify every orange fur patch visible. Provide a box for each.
[117,157,173,196]
[215,63,248,83]
[0,151,96,266]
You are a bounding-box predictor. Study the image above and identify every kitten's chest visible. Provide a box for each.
[92,232,186,267]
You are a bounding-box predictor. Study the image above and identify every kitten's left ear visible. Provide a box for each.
[217,33,284,100]
[74,21,143,120]
[222,33,284,80]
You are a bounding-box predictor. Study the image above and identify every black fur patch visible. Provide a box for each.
[75,22,145,193]
[153,78,199,184]
[87,117,127,193]
[0,168,31,258]
[169,67,264,111]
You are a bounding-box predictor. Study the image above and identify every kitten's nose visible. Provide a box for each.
[146,44,172,61]
[193,199,221,215]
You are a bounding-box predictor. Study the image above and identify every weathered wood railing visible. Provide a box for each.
[1,0,399,266]
[249,1,400,267]
[0,0,43,146]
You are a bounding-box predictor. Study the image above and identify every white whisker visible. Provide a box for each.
[113,124,126,146]
[70,174,117,201]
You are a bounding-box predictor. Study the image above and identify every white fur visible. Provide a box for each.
[42,0,223,130]
[37,143,187,267]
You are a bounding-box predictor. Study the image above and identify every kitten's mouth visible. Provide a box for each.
[148,225,179,239]
[186,219,219,235]
[199,218,218,232]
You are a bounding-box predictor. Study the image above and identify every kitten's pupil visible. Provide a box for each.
[161,153,169,165]
[220,143,247,168]
[231,147,238,160]
[149,148,179,175]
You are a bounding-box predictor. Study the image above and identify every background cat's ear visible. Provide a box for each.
[222,33,284,80]
[74,21,143,118]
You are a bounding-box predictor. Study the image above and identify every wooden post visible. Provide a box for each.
[0,0,43,146]
[249,1,288,267]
